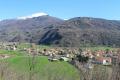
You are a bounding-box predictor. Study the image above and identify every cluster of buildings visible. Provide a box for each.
[26,47,77,61]
[79,49,119,66]
[0,42,18,51]
[25,47,120,67]
[0,42,119,67]
[0,42,18,59]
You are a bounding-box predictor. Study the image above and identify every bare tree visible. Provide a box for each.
[28,43,38,80]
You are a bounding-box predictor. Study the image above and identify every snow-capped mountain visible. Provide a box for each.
[17,12,48,20]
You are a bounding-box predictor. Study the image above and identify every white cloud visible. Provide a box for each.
[17,12,48,20]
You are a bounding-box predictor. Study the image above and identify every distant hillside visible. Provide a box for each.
[0,16,120,47]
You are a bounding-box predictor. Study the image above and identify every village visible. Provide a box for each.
[0,42,120,69]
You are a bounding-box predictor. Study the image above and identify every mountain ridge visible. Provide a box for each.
[0,15,120,47]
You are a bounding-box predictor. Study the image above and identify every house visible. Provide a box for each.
[60,57,69,61]
[95,57,112,65]
[103,57,112,65]
[0,54,10,59]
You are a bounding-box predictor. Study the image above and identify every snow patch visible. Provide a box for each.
[17,12,48,20]
[64,19,68,20]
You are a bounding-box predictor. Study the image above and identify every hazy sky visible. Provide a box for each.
[0,0,120,20]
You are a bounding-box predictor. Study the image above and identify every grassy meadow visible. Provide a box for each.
[0,49,80,80]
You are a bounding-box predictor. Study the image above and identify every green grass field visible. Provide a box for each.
[0,54,80,80]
